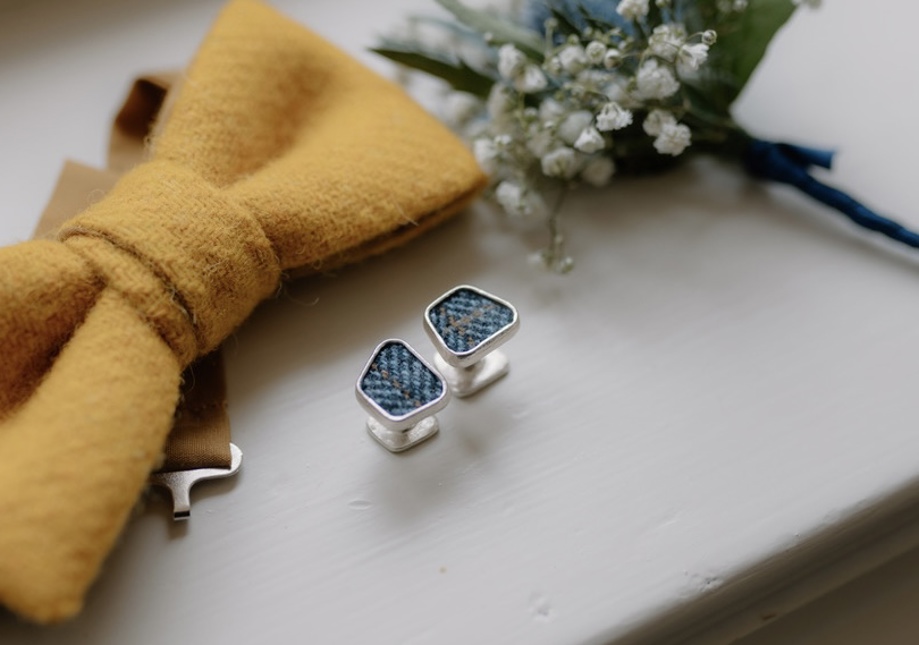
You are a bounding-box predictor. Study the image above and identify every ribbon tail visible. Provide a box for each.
[783,143,835,171]
[794,174,919,249]
[744,139,919,250]
[0,289,181,623]
[0,241,101,415]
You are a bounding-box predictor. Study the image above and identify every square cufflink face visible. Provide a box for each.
[356,339,450,435]
[423,285,519,369]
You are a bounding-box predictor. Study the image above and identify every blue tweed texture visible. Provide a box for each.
[360,341,444,417]
[428,288,514,354]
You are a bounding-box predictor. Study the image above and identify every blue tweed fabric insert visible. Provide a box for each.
[361,341,444,417]
[428,288,515,354]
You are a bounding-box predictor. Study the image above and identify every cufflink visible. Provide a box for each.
[423,285,520,397]
[356,339,451,452]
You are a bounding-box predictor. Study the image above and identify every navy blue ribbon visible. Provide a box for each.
[743,139,919,249]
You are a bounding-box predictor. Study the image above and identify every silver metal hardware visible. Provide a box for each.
[356,339,450,453]
[148,442,243,520]
[423,285,520,397]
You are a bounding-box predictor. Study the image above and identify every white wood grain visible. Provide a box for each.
[1,1,918,643]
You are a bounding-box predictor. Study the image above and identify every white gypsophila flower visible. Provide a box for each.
[514,63,549,93]
[702,30,717,46]
[493,133,513,148]
[498,44,527,80]
[545,55,563,75]
[575,69,613,94]
[653,121,692,155]
[497,44,548,93]
[538,98,566,124]
[617,0,650,20]
[473,138,500,175]
[558,44,588,74]
[678,42,709,72]
[495,181,534,217]
[648,24,686,61]
[581,156,616,186]
[603,48,623,69]
[558,110,594,145]
[635,59,680,99]
[596,102,633,131]
[604,77,639,108]
[541,146,579,179]
[643,108,676,136]
[526,125,557,157]
[442,92,482,127]
[585,41,607,65]
[530,249,575,273]
[462,118,489,140]
[486,84,515,121]
[574,127,605,153]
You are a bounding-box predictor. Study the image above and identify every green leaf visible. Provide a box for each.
[682,83,735,127]
[434,0,545,59]
[407,14,489,48]
[685,66,743,118]
[372,45,496,98]
[715,0,797,104]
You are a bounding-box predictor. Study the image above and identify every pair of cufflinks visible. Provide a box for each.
[355,285,519,453]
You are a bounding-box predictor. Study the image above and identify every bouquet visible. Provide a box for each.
[375,0,919,272]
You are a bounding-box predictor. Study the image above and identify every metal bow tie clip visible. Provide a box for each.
[148,444,243,520]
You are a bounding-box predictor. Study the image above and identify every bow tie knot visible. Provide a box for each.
[58,160,281,365]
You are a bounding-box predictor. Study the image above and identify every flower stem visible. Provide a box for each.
[543,184,574,273]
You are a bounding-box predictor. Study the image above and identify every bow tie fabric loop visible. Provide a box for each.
[60,160,282,364]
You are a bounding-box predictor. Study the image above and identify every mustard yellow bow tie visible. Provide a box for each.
[0,0,485,623]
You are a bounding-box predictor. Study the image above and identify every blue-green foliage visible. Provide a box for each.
[524,0,630,34]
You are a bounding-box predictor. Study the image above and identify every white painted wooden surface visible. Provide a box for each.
[2,1,919,643]
[737,542,919,645]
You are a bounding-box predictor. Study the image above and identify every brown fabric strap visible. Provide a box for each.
[108,73,177,172]
[160,350,231,471]
[31,75,233,472]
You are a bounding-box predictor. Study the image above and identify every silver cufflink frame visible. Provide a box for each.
[355,339,451,453]
[423,284,520,398]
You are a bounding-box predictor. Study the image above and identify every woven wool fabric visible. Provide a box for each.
[0,0,485,623]
[428,288,517,353]
[360,341,446,418]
